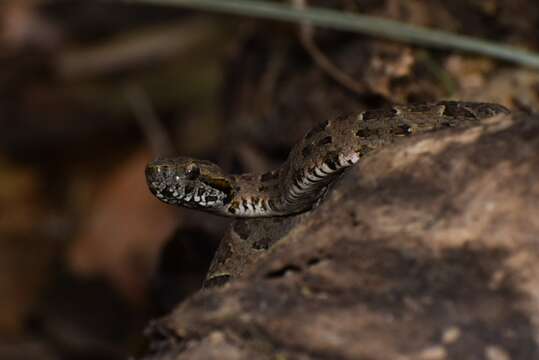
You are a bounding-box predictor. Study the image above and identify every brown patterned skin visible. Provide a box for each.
[145,101,510,218]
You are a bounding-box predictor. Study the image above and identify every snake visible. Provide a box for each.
[145,101,510,218]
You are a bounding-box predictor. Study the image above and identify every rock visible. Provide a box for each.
[138,113,539,359]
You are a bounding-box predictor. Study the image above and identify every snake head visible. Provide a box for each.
[145,157,233,211]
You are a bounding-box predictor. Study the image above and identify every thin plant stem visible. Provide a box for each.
[124,0,539,70]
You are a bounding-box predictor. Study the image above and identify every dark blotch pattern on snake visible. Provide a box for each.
[145,101,510,217]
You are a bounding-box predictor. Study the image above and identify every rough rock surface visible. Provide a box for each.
[139,112,539,359]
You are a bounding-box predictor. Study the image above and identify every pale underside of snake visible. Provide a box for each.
[145,101,510,218]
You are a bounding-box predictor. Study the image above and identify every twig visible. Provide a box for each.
[293,0,365,95]
[123,0,539,70]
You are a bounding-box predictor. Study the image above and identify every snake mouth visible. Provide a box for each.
[145,163,232,210]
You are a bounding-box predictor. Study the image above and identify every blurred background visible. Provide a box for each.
[0,1,239,358]
[1,0,538,359]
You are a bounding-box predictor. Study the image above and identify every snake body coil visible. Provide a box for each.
[145,101,509,217]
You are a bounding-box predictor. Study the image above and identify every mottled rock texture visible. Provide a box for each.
[140,113,539,360]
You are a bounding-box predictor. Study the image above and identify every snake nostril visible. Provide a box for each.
[146,165,161,179]
[145,166,154,179]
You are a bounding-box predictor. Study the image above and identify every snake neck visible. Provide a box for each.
[222,171,286,217]
[222,156,353,218]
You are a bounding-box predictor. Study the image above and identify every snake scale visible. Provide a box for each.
[145,101,510,218]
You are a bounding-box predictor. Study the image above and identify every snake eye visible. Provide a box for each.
[185,163,200,180]
[394,123,413,136]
